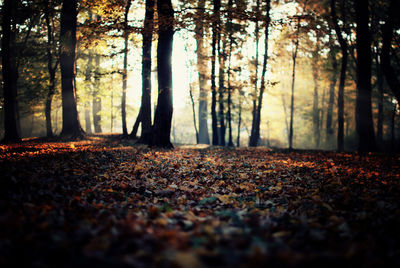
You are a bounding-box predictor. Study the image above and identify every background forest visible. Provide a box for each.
[1,0,399,152]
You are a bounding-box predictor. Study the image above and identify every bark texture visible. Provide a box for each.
[1,0,21,142]
[152,0,174,148]
[354,0,377,152]
[330,0,347,152]
[137,0,154,144]
[121,0,132,136]
[195,0,210,144]
[60,0,83,138]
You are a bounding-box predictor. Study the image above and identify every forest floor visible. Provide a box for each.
[1,134,400,267]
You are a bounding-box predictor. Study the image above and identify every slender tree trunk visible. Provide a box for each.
[45,64,57,137]
[326,46,337,147]
[1,0,20,142]
[281,93,290,146]
[152,0,174,148]
[312,46,320,148]
[227,9,234,147]
[110,78,114,132]
[121,0,132,136]
[136,0,154,143]
[381,0,400,104]
[391,99,396,150]
[319,85,326,145]
[84,13,93,135]
[196,0,210,144]
[84,54,93,134]
[84,104,92,134]
[93,54,102,133]
[211,0,220,146]
[289,16,300,150]
[330,0,347,152]
[227,78,233,146]
[60,0,83,138]
[354,0,377,152]
[251,0,271,147]
[237,90,243,147]
[44,0,58,138]
[250,0,260,147]
[189,84,199,143]
[130,109,141,138]
[376,51,384,147]
[288,55,296,150]
[218,35,226,146]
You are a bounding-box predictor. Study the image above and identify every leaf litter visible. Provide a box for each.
[1,136,400,267]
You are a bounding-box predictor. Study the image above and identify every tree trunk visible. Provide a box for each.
[312,46,320,148]
[237,90,243,147]
[137,0,154,144]
[110,81,114,132]
[326,45,337,147]
[218,35,226,146]
[281,93,290,146]
[195,0,210,144]
[93,54,102,133]
[375,51,384,147]
[227,86,233,146]
[249,0,260,147]
[250,0,271,147]
[84,103,92,134]
[289,16,300,150]
[60,0,83,138]
[121,0,132,136]
[319,84,326,146]
[1,0,20,142]
[130,109,141,138]
[227,3,234,147]
[391,99,396,150]
[152,0,174,148]
[211,0,220,146]
[44,0,58,138]
[381,0,400,104]
[330,0,347,152]
[84,42,93,134]
[189,83,199,143]
[354,0,377,152]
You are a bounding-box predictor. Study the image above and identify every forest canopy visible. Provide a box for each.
[1,0,399,151]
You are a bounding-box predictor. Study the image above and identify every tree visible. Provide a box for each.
[325,43,338,148]
[374,50,384,147]
[151,0,174,148]
[354,0,376,152]
[121,0,132,136]
[249,0,260,147]
[218,30,226,146]
[1,0,21,142]
[226,0,234,147]
[195,0,210,144]
[84,46,93,134]
[136,0,155,144]
[249,0,271,147]
[59,0,84,138]
[288,15,301,150]
[211,0,220,146]
[237,88,243,147]
[381,0,400,104]
[44,0,60,137]
[92,53,102,133]
[311,33,321,148]
[330,0,347,152]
